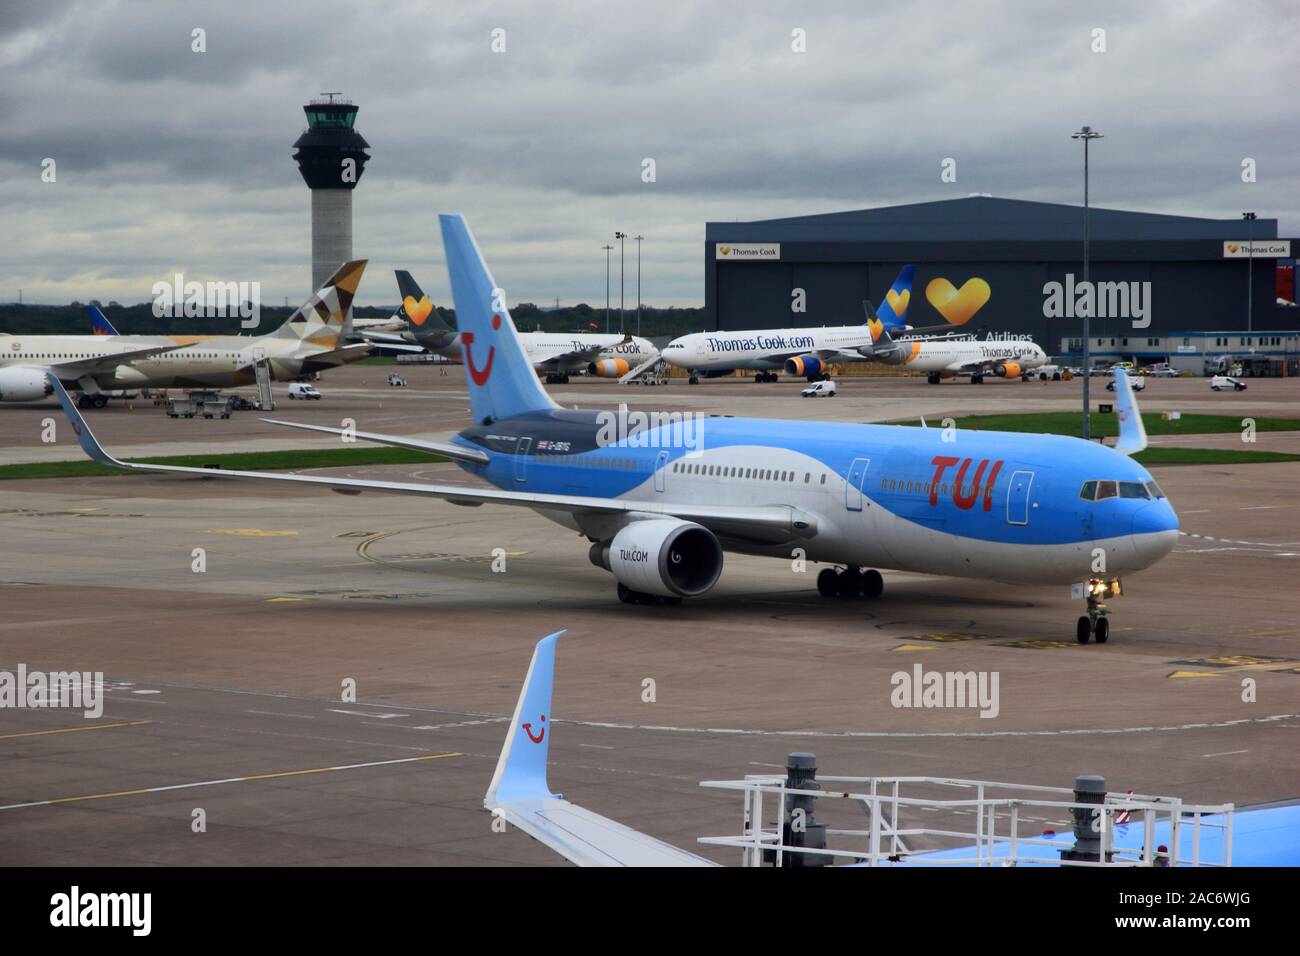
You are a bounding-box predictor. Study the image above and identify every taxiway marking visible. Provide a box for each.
[0,751,462,812]
[0,720,152,741]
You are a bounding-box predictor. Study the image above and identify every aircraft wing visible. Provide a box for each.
[485,631,717,867]
[535,334,633,370]
[47,343,189,376]
[298,342,373,367]
[352,329,415,347]
[49,376,816,545]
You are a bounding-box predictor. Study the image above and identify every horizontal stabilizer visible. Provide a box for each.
[260,419,489,464]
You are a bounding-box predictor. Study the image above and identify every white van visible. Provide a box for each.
[287,383,322,400]
[801,380,837,398]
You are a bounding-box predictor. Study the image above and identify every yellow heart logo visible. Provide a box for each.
[1227,243,1239,254]
[925,277,991,325]
[403,295,433,326]
[719,246,731,256]
[885,288,910,317]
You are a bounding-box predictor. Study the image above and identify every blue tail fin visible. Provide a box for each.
[439,214,557,424]
[485,630,564,806]
[88,305,119,336]
[873,265,916,331]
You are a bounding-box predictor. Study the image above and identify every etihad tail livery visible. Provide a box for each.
[662,265,917,383]
[5,262,370,407]
[50,215,1176,642]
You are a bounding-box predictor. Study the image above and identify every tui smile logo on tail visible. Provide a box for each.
[522,713,546,743]
[463,313,501,385]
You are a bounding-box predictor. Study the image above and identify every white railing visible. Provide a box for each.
[697,775,1233,867]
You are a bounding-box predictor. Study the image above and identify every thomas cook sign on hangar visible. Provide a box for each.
[715,243,780,260]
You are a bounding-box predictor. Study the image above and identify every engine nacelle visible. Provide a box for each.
[591,519,723,597]
[589,358,630,378]
[0,367,53,402]
[784,355,823,379]
[995,361,1022,379]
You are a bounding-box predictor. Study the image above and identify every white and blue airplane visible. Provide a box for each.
[48,214,1177,642]
[661,266,919,383]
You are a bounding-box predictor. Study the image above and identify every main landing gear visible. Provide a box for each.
[544,372,571,384]
[816,566,884,599]
[755,371,779,383]
[76,394,109,409]
[616,582,682,606]
[1076,578,1122,644]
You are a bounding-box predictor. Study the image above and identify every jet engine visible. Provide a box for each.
[590,518,723,598]
[589,358,630,378]
[0,367,53,402]
[784,355,823,379]
[994,362,1022,379]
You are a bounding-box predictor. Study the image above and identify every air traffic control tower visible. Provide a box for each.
[292,94,370,292]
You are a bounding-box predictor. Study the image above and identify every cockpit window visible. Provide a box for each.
[1080,479,1155,502]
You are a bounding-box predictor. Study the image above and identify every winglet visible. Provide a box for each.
[1111,368,1148,456]
[485,630,565,807]
[46,375,125,467]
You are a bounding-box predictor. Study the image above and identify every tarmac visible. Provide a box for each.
[1,366,1297,865]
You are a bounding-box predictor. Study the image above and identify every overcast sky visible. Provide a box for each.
[2,0,1295,308]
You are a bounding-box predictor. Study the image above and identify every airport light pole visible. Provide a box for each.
[634,234,644,336]
[615,231,627,334]
[602,244,613,333]
[1243,212,1256,335]
[1072,125,1103,441]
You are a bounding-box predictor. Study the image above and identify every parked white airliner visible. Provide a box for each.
[662,266,917,383]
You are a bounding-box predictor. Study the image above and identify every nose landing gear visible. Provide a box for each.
[1076,578,1122,643]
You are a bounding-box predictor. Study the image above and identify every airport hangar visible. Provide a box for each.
[705,196,1299,373]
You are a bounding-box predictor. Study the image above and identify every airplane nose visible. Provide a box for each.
[1131,502,1179,565]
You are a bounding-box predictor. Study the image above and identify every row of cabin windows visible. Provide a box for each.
[534,451,640,471]
[671,461,829,485]
[15,353,234,360]
[882,478,979,498]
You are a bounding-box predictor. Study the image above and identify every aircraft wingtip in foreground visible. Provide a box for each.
[50,213,1177,642]
[484,629,716,866]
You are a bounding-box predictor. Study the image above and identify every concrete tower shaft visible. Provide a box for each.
[292,96,370,292]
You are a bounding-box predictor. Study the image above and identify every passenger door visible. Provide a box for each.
[514,437,532,483]
[846,457,870,511]
[1006,469,1034,525]
[654,450,669,492]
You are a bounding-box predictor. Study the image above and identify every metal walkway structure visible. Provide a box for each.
[698,770,1235,867]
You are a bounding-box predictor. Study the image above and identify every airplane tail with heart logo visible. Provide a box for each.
[866,265,916,348]
[440,213,558,424]
[873,264,916,331]
[394,270,453,334]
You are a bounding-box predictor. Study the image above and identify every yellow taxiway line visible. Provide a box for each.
[0,751,462,812]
